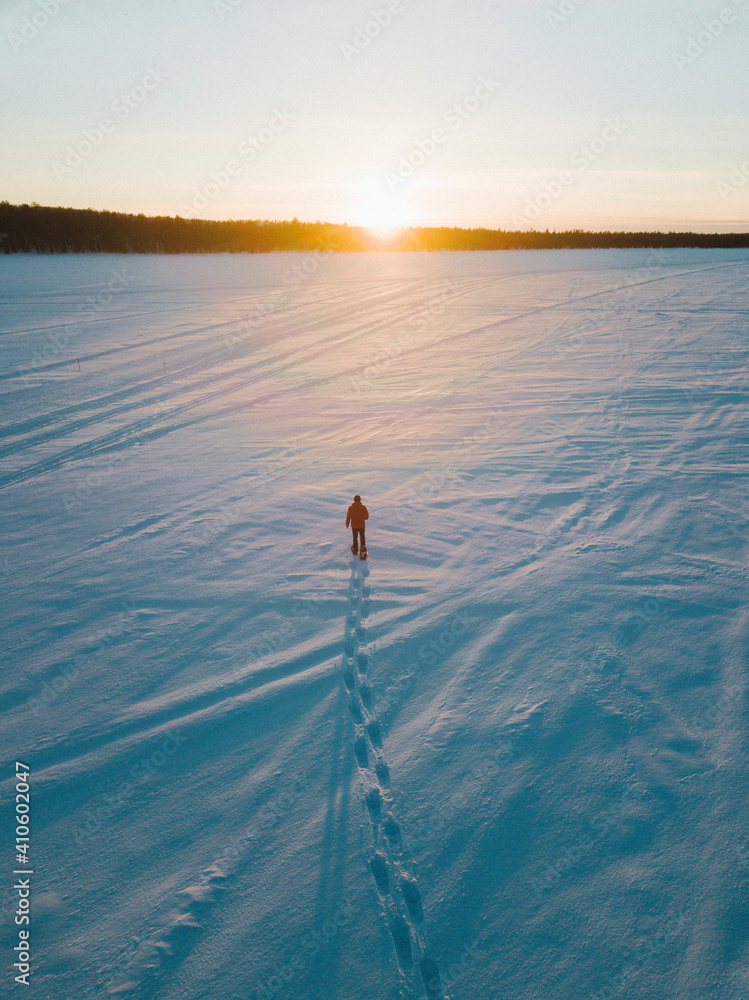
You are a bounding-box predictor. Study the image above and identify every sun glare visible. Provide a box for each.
[349,183,417,238]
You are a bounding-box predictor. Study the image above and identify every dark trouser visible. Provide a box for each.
[352,527,365,551]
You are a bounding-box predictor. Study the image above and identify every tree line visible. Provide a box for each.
[1,201,748,254]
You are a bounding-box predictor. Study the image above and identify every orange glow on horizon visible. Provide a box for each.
[347,181,420,237]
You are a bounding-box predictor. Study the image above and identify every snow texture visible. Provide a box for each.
[1,248,748,999]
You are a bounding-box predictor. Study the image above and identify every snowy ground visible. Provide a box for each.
[1,248,748,1000]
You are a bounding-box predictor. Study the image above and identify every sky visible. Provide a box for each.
[1,0,749,232]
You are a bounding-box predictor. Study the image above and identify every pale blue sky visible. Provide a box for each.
[2,0,748,230]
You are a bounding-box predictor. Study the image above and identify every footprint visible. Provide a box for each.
[367,720,382,749]
[348,699,364,725]
[113,868,228,992]
[356,625,366,641]
[389,915,413,971]
[384,816,402,849]
[344,638,355,657]
[400,879,424,924]
[370,854,390,895]
[375,760,390,787]
[357,652,368,674]
[359,683,373,709]
[343,664,356,691]
[419,956,442,998]
[354,736,368,769]
[361,600,371,619]
[362,585,371,598]
[366,787,383,822]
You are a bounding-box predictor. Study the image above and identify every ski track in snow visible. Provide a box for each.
[0,260,735,493]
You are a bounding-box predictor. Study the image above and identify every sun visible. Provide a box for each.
[348,182,417,238]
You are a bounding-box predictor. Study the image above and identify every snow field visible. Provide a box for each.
[0,248,748,999]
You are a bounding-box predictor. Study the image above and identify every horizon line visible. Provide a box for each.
[3,201,749,237]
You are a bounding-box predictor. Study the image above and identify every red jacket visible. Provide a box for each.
[346,502,369,529]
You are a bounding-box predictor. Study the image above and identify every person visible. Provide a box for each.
[346,494,369,554]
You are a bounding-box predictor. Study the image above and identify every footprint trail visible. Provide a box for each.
[342,554,446,999]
